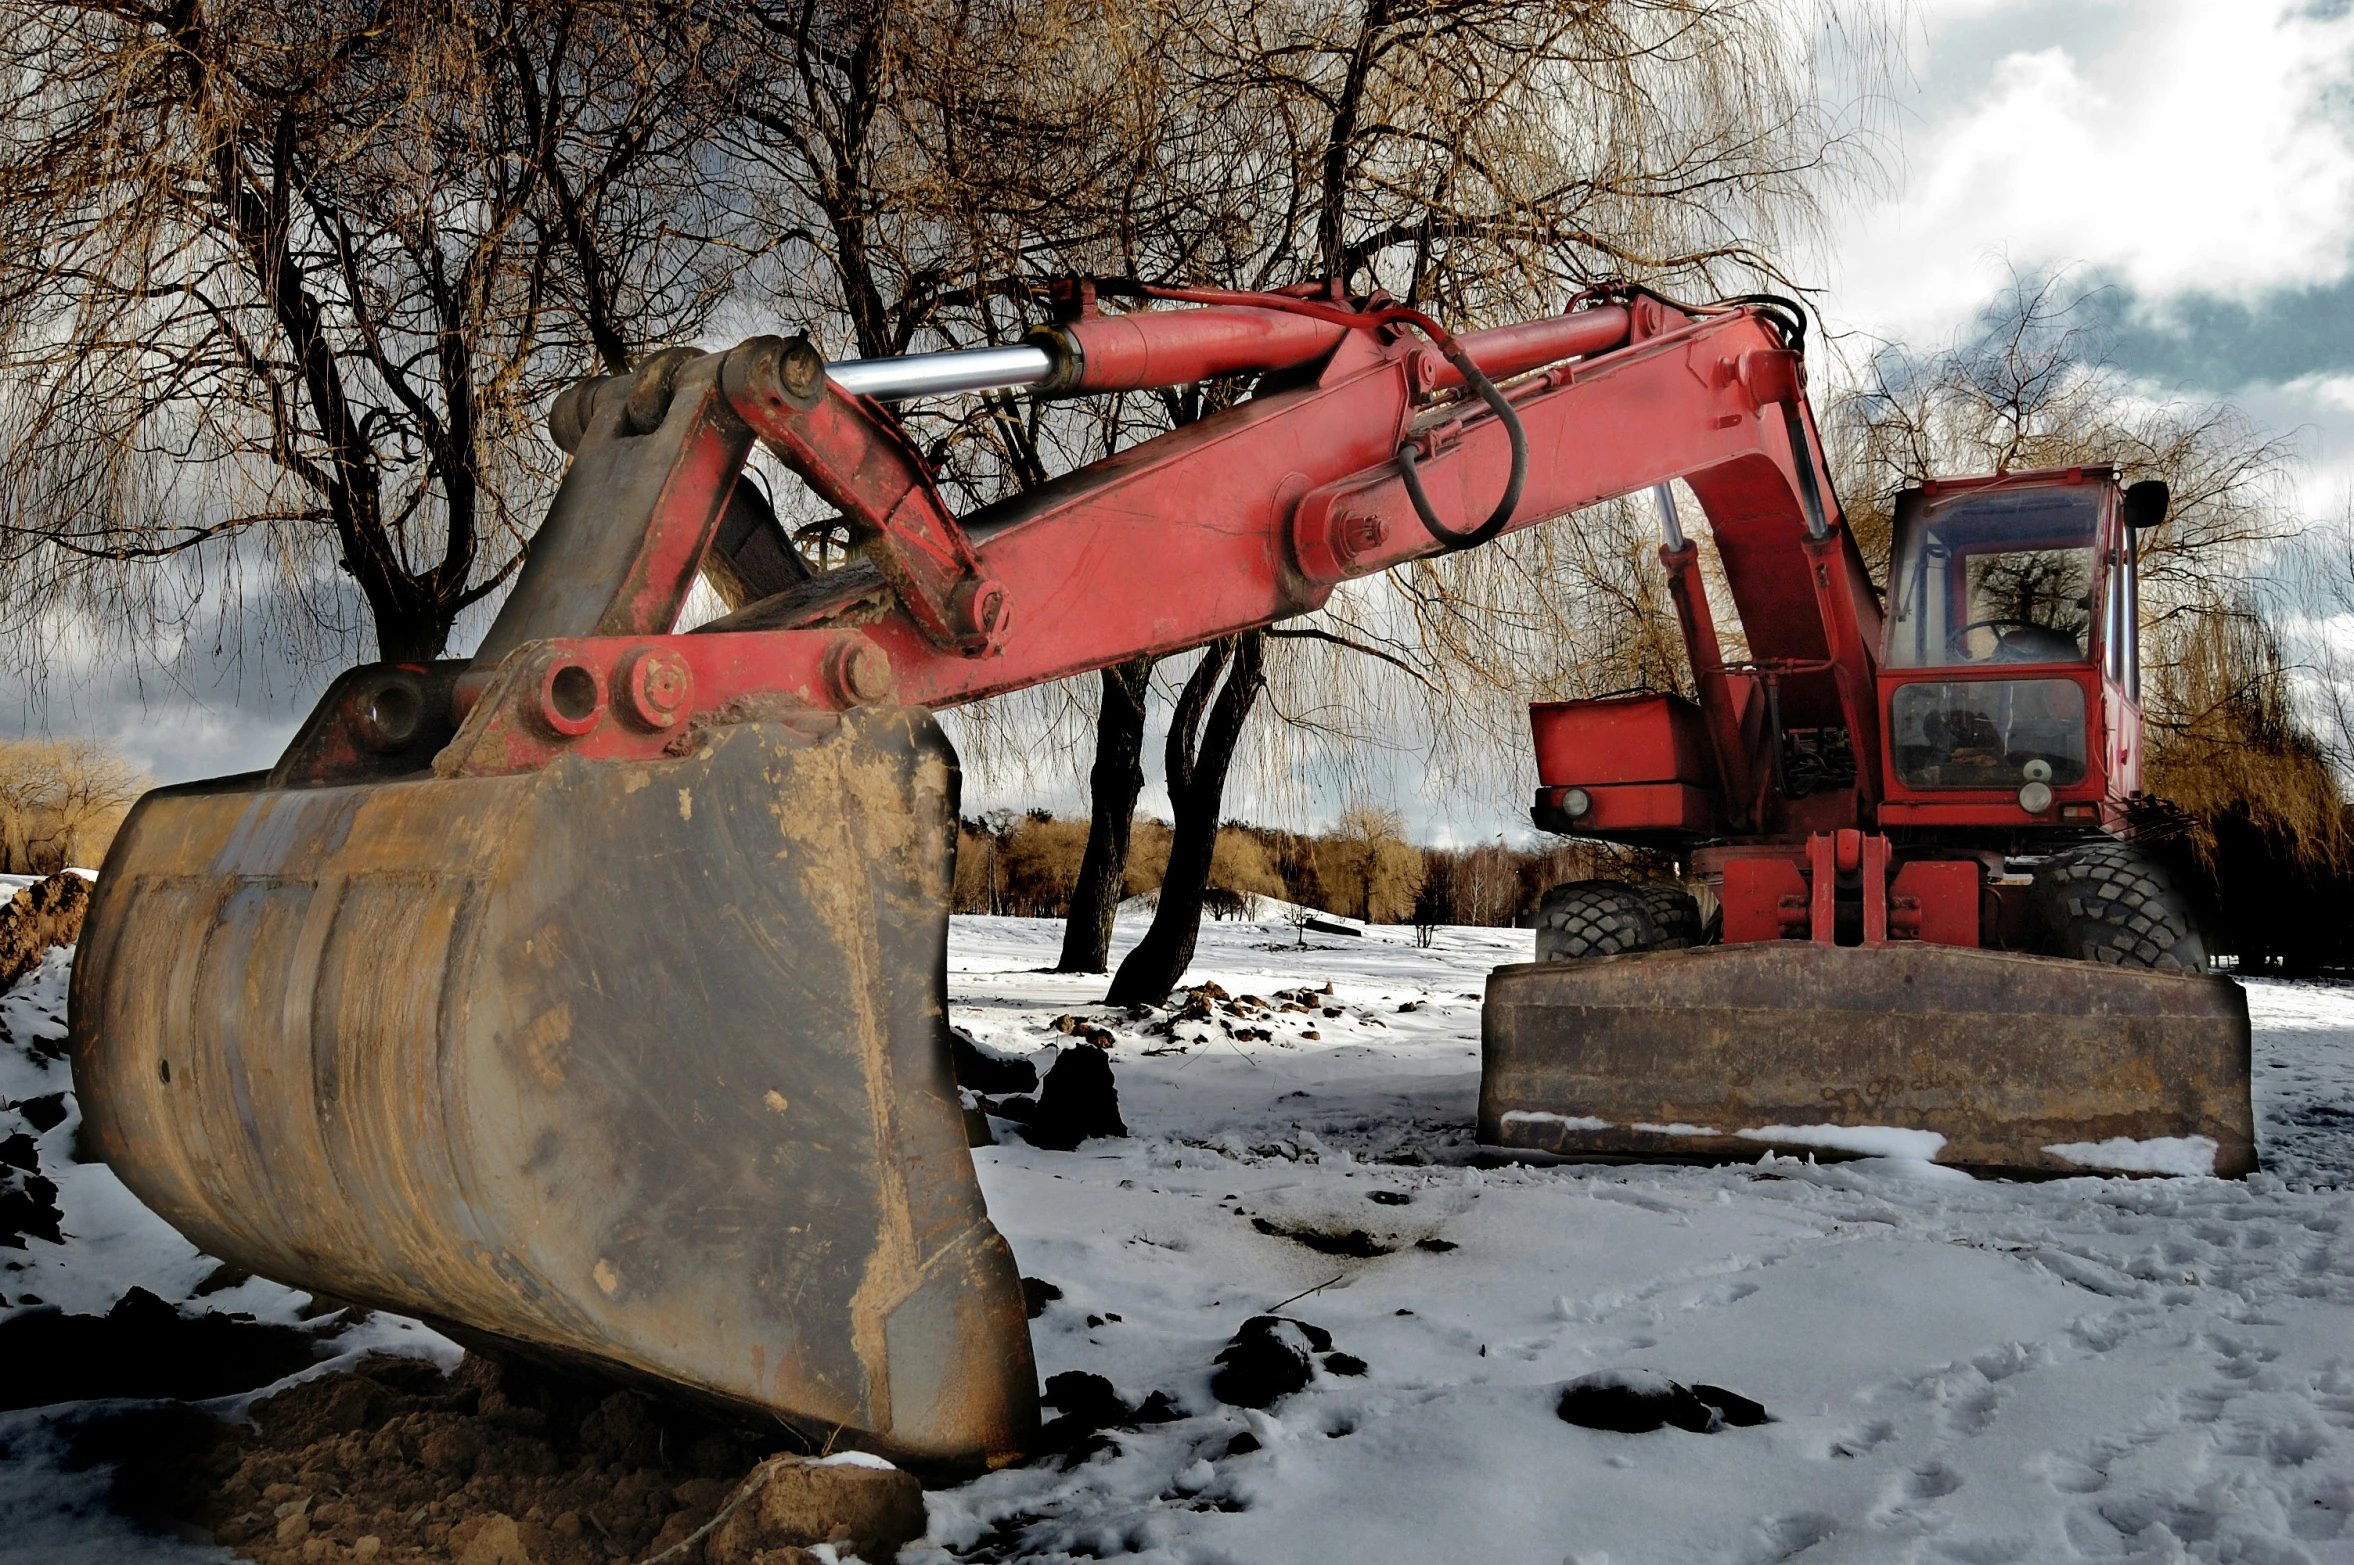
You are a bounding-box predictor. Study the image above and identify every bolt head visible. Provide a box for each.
[617,649,691,730]
[971,584,1006,635]
[827,639,895,707]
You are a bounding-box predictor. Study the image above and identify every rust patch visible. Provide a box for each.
[519,1005,572,1089]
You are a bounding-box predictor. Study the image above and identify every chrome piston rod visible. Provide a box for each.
[826,344,1052,400]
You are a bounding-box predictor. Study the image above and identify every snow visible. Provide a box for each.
[1732,1124,1951,1161]
[1501,1111,1614,1131]
[2044,1135,2224,1178]
[931,915,2354,1564]
[3,911,2351,1563]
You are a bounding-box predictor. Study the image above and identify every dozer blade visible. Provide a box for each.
[68,707,1037,1472]
[1481,943,2255,1179]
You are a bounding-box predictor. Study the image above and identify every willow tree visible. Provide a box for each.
[0,2,735,665]
[1072,0,1895,995]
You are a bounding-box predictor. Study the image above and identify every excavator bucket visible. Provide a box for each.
[1481,943,2256,1178]
[69,705,1037,1472]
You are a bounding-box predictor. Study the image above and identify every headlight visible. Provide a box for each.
[1560,787,1592,819]
[2018,780,2054,813]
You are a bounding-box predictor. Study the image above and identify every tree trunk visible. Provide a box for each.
[1057,657,1155,973]
[1106,633,1265,1005]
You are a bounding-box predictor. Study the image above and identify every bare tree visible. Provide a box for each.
[1823,268,2344,961]
[1056,656,1157,971]
[0,2,736,665]
[0,737,148,872]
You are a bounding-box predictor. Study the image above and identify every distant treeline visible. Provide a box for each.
[951,804,1658,927]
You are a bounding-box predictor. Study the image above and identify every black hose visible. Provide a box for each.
[1397,341,1529,551]
[1100,274,1535,550]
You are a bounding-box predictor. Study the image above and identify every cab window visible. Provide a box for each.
[1885,485,2103,669]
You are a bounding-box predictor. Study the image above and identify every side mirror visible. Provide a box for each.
[2123,479,2170,530]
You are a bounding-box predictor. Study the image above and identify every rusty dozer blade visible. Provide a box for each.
[1481,943,2256,1178]
[68,707,1037,1472]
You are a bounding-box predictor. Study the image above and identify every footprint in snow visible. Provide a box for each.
[1945,1385,2003,1438]
[1830,1418,1896,1459]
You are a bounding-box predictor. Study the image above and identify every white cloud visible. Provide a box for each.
[1821,0,2354,341]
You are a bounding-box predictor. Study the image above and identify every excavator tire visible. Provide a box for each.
[1533,881,1659,961]
[1635,884,1703,951]
[69,707,1038,1474]
[2032,841,2208,973]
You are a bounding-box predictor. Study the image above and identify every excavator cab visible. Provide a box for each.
[1879,469,2153,825]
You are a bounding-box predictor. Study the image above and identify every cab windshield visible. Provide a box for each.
[1884,485,2102,669]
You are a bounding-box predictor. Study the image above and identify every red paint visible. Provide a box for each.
[1890,861,1980,947]
[1529,694,1713,788]
[1722,857,1808,943]
[1055,307,1350,394]
[452,295,1840,781]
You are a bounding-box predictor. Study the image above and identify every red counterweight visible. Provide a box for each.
[1529,693,1718,841]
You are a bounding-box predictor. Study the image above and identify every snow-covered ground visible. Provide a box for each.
[1,913,2350,1564]
[935,916,2354,1565]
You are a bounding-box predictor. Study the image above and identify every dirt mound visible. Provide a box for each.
[0,872,89,989]
[98,1347,926,1563]
[1554,1371,1771,1434]
[1209,1316,1364,1408]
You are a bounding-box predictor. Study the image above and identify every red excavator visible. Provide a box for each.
[67,279,2251,1474]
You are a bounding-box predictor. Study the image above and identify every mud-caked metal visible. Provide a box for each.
[71,709,1036,1471]
[1482,943,2256,1177]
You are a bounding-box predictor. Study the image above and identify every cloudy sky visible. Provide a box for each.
[15,0,2354,820]
[1818,0,2354,495]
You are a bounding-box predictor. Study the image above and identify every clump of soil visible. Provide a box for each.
[949,1030,1035,1095]
[94,1347,865,1563]
[1029,1370,1182,1466]
[1554,1370,1771,1434]
[0,871,89,990]
[1208,1317,1364,1409]
[1246,1217,1393,1258]
[984,1044,1126,1151]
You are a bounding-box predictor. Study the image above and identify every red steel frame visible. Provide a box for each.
[1872,467,2142,831]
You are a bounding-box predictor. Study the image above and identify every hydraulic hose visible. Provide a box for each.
[1134,283,1530,552]
[1394,341,1527,550]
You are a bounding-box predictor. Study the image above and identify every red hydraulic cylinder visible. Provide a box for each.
[1036,307,1350,394]
[1420,306,1634,392]
[1035,301,1632,399]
